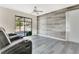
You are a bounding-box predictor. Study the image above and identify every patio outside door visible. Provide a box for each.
[15,16,32,37]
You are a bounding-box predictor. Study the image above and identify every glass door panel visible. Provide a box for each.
[15,16,32,37]
[25,18,32,31]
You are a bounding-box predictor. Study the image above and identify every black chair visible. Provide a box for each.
[8,33,23,42]
[0,27,32,54]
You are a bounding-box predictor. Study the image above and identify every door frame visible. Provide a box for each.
[15,15,32,36]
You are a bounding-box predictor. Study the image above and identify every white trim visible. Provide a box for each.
[38,34,79,43]
[38,34,67,41]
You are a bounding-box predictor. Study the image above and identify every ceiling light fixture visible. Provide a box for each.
[32,6,43,15]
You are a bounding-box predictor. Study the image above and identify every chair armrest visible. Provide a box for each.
[0,39,32,54]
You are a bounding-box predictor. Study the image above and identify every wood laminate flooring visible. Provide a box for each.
[29,35,79,54]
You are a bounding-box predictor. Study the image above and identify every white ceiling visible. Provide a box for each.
[0,4,75,16]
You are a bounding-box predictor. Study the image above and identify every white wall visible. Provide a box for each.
[66,9,79,43]
[0,7,37,35]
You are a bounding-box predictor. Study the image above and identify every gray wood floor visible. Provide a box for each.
[30,35,79,54]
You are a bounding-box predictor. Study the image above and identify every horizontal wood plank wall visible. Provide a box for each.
[38,9,66,40]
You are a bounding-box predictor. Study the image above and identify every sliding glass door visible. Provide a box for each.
[15,16,32,37]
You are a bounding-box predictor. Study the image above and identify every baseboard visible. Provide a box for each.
[38,34,67,41]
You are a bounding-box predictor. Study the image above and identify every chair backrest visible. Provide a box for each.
[0,27,10,50]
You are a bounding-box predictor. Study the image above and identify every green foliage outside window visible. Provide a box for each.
[16,18,23,27]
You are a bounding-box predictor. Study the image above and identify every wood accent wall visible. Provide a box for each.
[37,4,79,40]
[38,9,66,39]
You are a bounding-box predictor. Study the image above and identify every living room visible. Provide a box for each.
[0,4,79,54]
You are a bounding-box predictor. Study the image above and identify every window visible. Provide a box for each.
[15,16,32,36]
